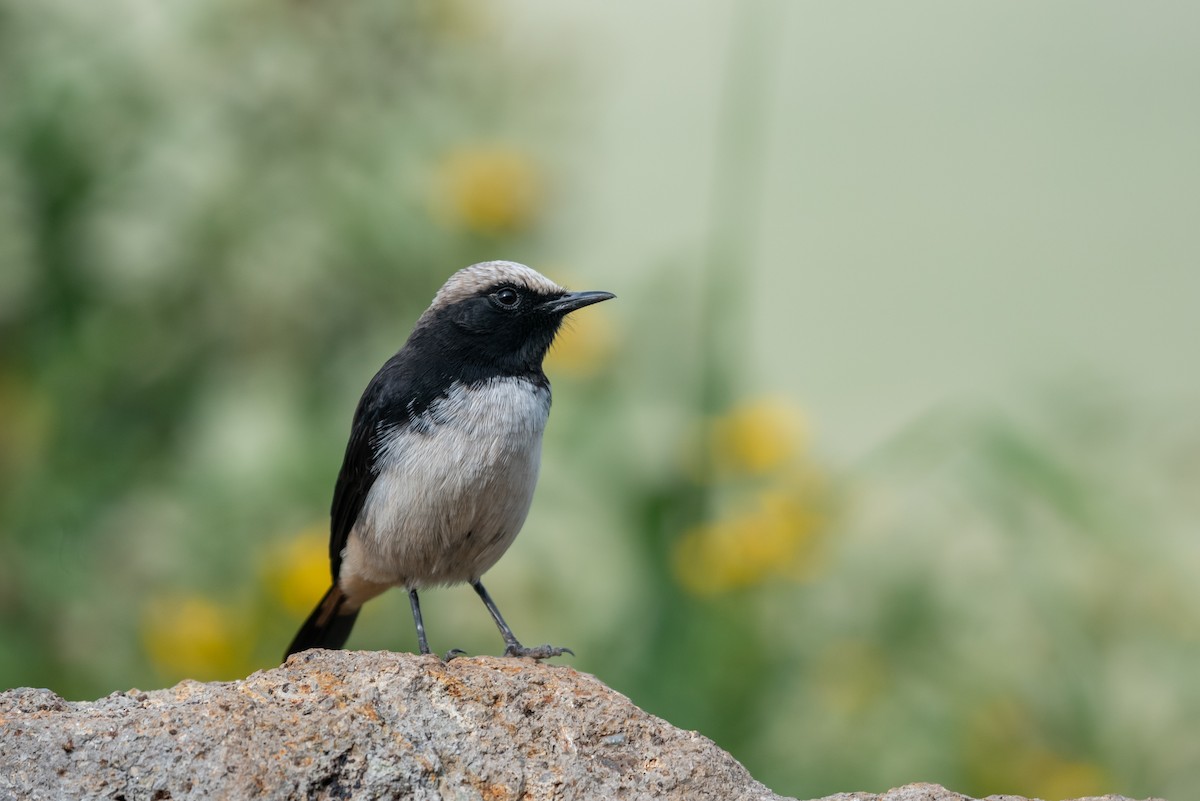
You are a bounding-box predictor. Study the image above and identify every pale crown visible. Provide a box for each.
[429,261,565,310]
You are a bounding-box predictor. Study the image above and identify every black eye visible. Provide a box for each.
[493,287,520,308]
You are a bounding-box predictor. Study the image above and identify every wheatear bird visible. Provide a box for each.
[285,261,614,661]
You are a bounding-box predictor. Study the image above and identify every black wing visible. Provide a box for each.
[329,357,403,581]
[328,398,381,581]
[327,348,449,581]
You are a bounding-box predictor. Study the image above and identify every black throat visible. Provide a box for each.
[362,299,558,431]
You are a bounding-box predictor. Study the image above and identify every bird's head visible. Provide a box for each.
[412,261,614,375]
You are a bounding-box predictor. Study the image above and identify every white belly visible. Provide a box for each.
[344,377,550,588]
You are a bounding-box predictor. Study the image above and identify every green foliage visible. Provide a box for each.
[1,4,1197,801]
[0,0,554,697]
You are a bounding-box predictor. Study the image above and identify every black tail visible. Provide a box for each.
[284,586,360,660]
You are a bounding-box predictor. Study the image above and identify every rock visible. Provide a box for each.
[0,651,1165,801]
[811,785,1166,801]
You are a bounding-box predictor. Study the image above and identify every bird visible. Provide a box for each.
[284,260,614,661]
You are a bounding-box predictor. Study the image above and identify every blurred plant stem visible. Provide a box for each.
[626,0,788,746]
[698,0,781,435]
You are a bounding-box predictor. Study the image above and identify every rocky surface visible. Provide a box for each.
[820,787,1163,801]
[0,650,1164,801]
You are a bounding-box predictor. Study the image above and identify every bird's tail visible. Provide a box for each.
[284,585,360,660]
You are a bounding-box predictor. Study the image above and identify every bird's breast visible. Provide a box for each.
[349,376,551,586]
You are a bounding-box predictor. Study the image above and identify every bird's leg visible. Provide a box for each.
[471,580,573,660]
[407,587,432,656]
[410,587,466,661]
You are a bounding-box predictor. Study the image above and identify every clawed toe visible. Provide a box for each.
[503,644,574,660]
[442,648,468,662]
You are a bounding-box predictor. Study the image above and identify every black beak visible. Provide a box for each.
[542,290,616,316]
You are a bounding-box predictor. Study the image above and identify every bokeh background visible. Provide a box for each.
[2,1,1198,799]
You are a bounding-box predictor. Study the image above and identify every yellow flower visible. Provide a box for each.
[431,145,541,235]
[141,594,249,681]
[672,487,824,595]
[264,525,330,615]
[964,699,1109,799]
[1025,753,1108,801]
[545,300,617,377]
[424,0,488,39]
[710,397,807,476]
[0,374,52,474]
[813,640,888,716]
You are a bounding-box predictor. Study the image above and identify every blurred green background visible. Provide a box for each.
[2,2,1198,799]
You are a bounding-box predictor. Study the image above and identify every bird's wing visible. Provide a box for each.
[328,397,381,581]
[327,352,440,581]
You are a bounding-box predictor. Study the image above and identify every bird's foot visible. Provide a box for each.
[503,643,574,660]
[442,648,468,662]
